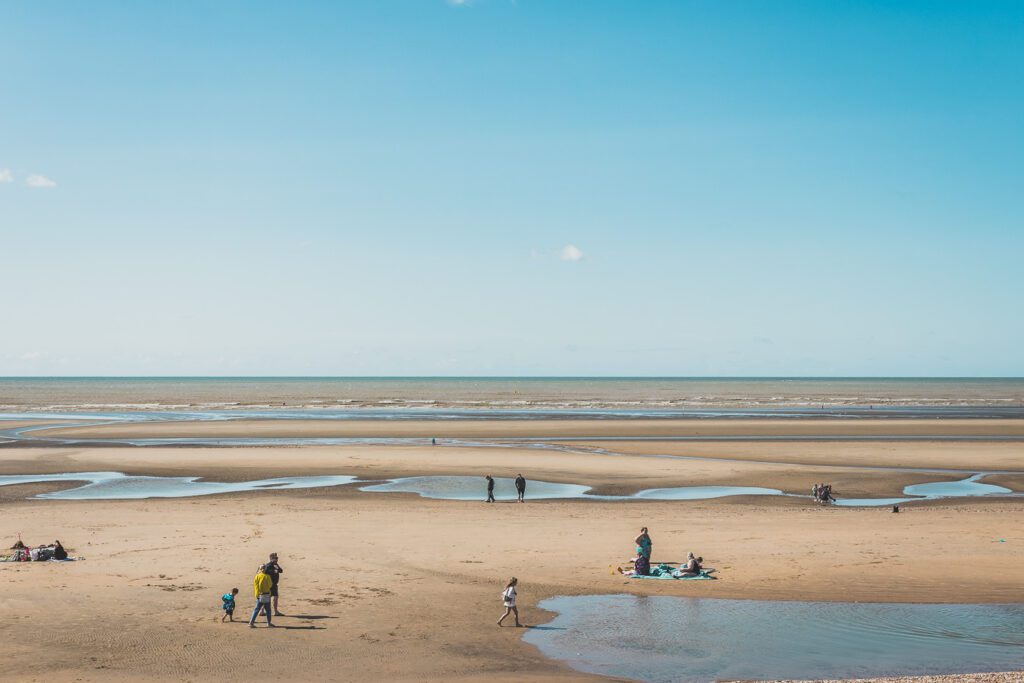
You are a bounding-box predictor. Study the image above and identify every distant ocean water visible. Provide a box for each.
[0,377,1021,412]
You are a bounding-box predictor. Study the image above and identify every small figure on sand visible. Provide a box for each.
[515,473,526,503]
[485,475,495,503]
[264,552,284,615]
[814,483,835,504]
[249,565,274,628]
[496,577,521,627]
[52,540,67,561]
[222,587,239,622]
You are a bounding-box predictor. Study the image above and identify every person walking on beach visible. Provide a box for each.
[485,475,495,503]
[496,577,521,627]
[514,473,526,503]
[635,527,652,563]
[249,565,274,628]
[264,552,284,615]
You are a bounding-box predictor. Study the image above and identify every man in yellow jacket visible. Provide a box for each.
[249,565,275,628]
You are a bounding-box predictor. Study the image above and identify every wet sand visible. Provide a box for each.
[2,421,1022,682]
[34,417,1024,440]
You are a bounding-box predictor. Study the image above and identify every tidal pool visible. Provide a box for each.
[631,485,785,500]
[836,474,1015,507]
[523,594,1024,683]
[2,472,1017,505]
[0,472,360,500]
[358,476,785,501]
[359,476,593,500]
[362,475,1019,505]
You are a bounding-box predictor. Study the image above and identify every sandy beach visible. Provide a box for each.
[2,416,1023,682]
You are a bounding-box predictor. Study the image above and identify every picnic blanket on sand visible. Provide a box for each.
[629,563,717,580]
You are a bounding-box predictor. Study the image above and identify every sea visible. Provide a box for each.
[0,377,1021,413]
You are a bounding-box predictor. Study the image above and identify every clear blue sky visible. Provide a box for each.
[1,1,1021,376]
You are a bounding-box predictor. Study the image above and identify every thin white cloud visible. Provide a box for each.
[26,174,57,188]
[447,0,472,5]
[0,169,12,183]
[20,350,48,361]
[560,244,584,262]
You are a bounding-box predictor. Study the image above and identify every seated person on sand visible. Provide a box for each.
[617,552,651,576]
[676,552,703,577]
[53,540,67,561]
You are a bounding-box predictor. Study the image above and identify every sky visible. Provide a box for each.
[1,0,1022,376]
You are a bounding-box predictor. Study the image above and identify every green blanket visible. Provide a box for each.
[629,563,717,580]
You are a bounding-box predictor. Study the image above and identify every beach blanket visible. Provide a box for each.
[0,555,84,563]
[627,563,717,580]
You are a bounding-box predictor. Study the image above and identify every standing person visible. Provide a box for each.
[221,587,239,622]
[635,527,652,562]
[249,565,274,628]
[812,483,819,502]
[485,475,495,503]
[496,577,521,627]
[263,552,284,616]
[514,473,526,503]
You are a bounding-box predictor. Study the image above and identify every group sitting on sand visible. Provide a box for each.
[617,527,713,579]
[812,482,836,504]
[2,537,71,562]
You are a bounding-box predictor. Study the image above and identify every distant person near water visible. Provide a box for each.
[264,552,284,615]
[249,565,274,628]
[496,577,521,627]
[815,483,835,504]
[485,475,495,503]
[221,587,239,622]
[515,473,526,502]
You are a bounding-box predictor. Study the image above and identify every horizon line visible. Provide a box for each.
[1,376,1023,381]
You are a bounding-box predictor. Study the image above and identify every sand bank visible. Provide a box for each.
[32,417,1024,440]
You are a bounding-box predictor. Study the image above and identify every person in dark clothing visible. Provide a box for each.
[485,475,495,503]
[52,540,68,561]
[514,474,526,503]
[263,553,284,616]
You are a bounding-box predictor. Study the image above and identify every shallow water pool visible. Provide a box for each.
[523,594,1024,683]
[358,476,787,501]
[0,472,360,500]
[836,474,1015,507]
[359,476,593,500]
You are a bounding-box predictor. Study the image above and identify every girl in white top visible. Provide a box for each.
[496,577,520,627]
